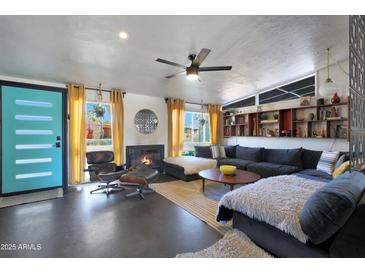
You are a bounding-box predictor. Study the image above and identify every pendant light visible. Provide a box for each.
[199,100,207,127]
[95,83,103,103]
[321,48,338,97]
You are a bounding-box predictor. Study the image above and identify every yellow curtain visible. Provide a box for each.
[110,89,124,165]
[67,83,86,184]
[166,98,185,157]
[208,104,222,145]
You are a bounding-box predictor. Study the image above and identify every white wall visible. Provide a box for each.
[123,93,168,158]
[222,59,350,152]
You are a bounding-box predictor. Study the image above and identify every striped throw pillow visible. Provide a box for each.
[210,145,226,159]
[219,145,227,158]
[211,145,220,159]
[316,151,340,175]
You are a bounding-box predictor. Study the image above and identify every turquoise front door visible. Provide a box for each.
[1,85,64,194]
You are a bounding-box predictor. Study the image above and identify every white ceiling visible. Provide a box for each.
[0,16,348,104]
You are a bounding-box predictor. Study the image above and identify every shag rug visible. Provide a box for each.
[150,179,232,234]
[176,229,273,258]
[218,175,326,243]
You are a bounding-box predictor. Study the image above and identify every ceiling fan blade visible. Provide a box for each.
[199,66,232,71]
[165,71,185,79]
[192,48,211,66]
[156,58,186,68]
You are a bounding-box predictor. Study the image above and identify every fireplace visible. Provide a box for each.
[126,145,165,172]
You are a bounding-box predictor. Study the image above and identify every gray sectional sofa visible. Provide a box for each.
[195,145,345,181]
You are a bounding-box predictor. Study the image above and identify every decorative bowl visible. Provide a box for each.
[220,165,237,176]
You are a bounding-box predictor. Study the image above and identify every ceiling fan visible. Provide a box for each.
[156,48,232,81]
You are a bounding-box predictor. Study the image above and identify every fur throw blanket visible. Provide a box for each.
[217,175,326,243]
[163,156,217,175]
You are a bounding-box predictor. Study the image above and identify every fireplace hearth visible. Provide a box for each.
[126,145,164,172]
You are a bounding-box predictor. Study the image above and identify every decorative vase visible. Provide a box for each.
[317,98,324,105]
[308,113,315,120]
[331,93,340,104]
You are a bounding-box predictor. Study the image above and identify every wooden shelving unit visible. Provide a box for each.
[223,100,349,140]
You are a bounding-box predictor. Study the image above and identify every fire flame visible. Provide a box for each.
[142,155,152,165]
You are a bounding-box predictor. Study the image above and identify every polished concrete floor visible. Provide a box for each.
[0,183,221,257]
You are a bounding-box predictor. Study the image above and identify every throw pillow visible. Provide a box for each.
[194,146,212,158]
[300,171,365,244]
[210,145,226,159]
[316,151,340,175]
[335,154,346,169]
[332,161,350,178]
[211,145,221,159]
[302,148,323,169]
[219,146,227,158]
[224,145,237,158]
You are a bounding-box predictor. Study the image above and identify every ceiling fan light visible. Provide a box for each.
[186,67,199,81]
[187,73,199,81]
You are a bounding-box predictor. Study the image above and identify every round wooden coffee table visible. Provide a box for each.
[198,167,261,192]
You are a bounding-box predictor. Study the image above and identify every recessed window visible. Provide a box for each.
[259,76,315,105]
[222,96,255,110]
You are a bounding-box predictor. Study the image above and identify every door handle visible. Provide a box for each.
[53,142,61,148]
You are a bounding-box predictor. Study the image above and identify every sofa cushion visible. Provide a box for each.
[194,146,212,158]
[236,146,263,162]
[218,158,254,170]
[224,145,237,158]
[330,191,365,257]
[263,148,303,167]
[246,162,302,178]
[300,171,365,244]
[302,148,323,169]
[297,169,333,181]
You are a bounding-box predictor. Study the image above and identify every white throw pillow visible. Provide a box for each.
[316,151,340,175]
[210,145,226,159]
[219,146,227,158]
[211,145,220,159]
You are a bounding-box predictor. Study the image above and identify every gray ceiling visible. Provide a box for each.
[0,15,348,104]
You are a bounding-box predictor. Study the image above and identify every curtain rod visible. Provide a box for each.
[70,84,126,95]
[85,86,126,95]
[186,101,207,106]
[164,98,207,106]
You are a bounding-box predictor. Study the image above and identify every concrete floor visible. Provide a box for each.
[0,183,221,257]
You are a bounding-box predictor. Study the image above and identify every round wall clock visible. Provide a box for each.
[134,109,159,135]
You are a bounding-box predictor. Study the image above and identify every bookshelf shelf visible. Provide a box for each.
[223,100,348,139]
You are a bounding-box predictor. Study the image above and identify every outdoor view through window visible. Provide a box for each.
[86,102,113,151]
[183,111,211,155]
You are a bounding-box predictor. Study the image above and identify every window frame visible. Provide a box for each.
[183,111,211,153]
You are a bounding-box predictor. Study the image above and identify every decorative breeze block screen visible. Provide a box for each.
[349,15,365,168]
